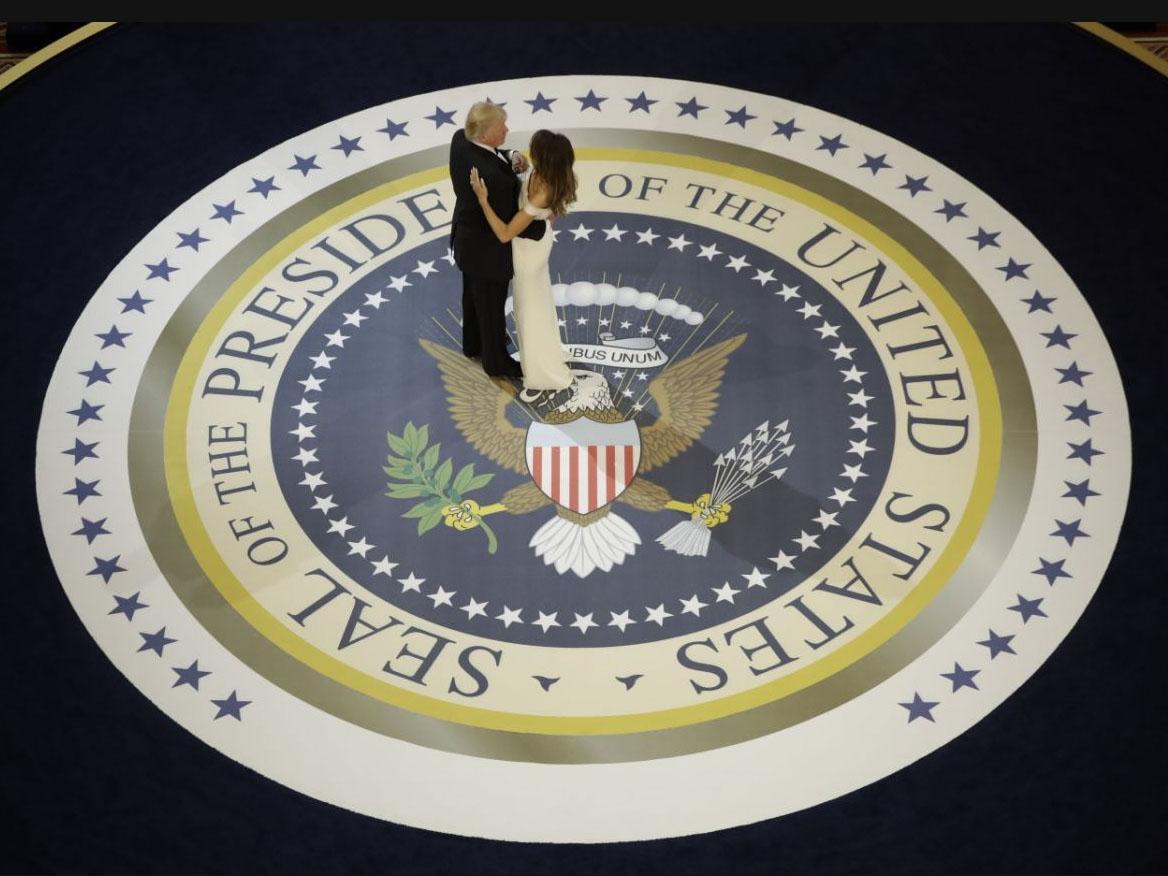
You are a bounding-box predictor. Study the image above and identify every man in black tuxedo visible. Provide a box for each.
[449,101,546,379]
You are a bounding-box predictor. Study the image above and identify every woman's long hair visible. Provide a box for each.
[529,130,577,218]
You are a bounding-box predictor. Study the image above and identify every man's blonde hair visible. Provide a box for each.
[465,101,507,142]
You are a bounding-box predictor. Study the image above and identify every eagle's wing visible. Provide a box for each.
[419,339,527,474]
[639,333,746,472]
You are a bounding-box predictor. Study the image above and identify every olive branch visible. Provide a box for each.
[383,421,498,553]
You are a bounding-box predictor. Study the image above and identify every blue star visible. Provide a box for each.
[145,259,178,281]
[1063,478,1100,506]
[109,591,148,622]
[977,629,1016,659]
[675,96,707,118]
[576,89,607,111]
[941,662,980,692]
[212,690,252,720]
[771,117,803,139]
[482,97,507,108]
[211,201,242,223]
[1064,400,1101,425]
[172,660,212,690]
[997,258,1031,280]
[117,290,153,313]
[899,174,931,196]
[332,135,363,157]
[625,91,657,113]
[67,399,104,424]
[1041,325,1077,348]
[79,361,115,386]
[96,325,131,348]
[138,626,176,656]
[1056,361,1092,386]
[1051,518,1089,546]
[64,477,101,504]
[289,154,320,176]
[378,118,409,139]
[935,200,967,222]
[899,692,938,723]
[63,438,99,464]
[88,555,125,584]
[176,228,208,251]
[524,91,555,113]
[817,134,848,155]
[248,176,280,198]
[425,106,457,127]
[725,105,757,127]
[1033,557,1072,585]
[967,227,1000,249]
[859,153,891,174]
[1067,438,1104,465]
[1008,594,1047,624]
[72,516,110,543]
[1021,290,1056,313]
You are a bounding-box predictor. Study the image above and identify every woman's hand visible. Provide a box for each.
[469,166,488,203]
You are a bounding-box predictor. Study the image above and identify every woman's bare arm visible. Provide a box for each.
[470,168,549,243]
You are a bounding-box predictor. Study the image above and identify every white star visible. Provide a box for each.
[342,309,367,327]
[386,274,411,292]
[398,572,425,592]
[557,318,566,327]
[848,388,873,407]
[645,603,673,625]
[608,610,636,631]
[850,414,876,432]
[413,259,437,278]
[776,283,801,300]
[841,463,868,482]
[769,550,796,570]
[830,342,856,360]
[840,365,867,383]
[309,351,334,369]
[814,321,840,338]
[289,422,316,440]
[441,247,456,265]
[291,398,317,416]
[533,611,560,632]
[495,605,523,627]
[622,388,634,398]
[603,224,626,241]
[751,268,776,286]
[636,371,648,381]
[698,242,722,261]
[576,316,588,325]
[311,494,337,513]
[726,254,751,272]
[292,447,318,465]
[636,228,659,245]
[327,516,354,536]
[371,556,398,576]
[639,325,652,335]
[712,581,740,603]
[797,301,822,320]
[550,227,560,242]
[298,374,325,393]
[324,329,349,347]
[428,585,455,607]
[679,594,708,617]
[363,290,387,309]
[347,537,373,557]
[611,370,626,379]
[847,438,874,458]
[571,612,597,634]
[299,471,326,489]
[742,567,770,588]
[793,530,820,551]
[830,487,856,506]
[620,320,632,329]
[632,402,646,412]
[570,223,593,240]
[667,233,692,251]
[659,332,671,341]
[814,508,840,529]
[460,598,488,620]
[598,318,610,327]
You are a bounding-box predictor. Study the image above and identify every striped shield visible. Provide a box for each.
[526,419,641,513]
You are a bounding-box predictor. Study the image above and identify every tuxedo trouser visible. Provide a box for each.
[461,274,516,376]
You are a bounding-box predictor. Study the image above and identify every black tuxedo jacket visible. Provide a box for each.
[448,129,545,281]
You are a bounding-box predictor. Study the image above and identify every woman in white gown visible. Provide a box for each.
[470,130,577,403]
